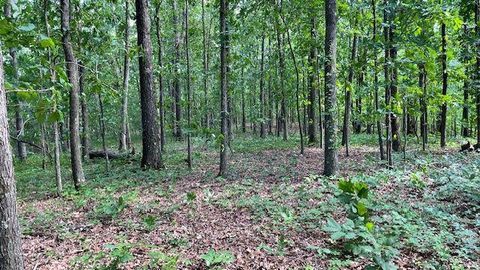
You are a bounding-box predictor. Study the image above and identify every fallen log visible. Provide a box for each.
[88,150,128,160]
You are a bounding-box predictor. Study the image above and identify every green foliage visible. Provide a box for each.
[200,249,235,268]
[93,195,127,220]
[103,242,133,270]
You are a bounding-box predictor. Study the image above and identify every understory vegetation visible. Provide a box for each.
[16,135,479,269]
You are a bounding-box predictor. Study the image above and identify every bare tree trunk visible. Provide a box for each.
[172,0,182,140]
[119,0,130,152]
[202,0,209,130]
[476,0,480,145]
[420,63,428,151]
[79,64,90,158]
[61,0,85,188]
[372,0,384,160]
[384,0,393,167]
[389,7,401,152]
[155,3,165,152]
[135,0,163,169]
[96,60,109,172]
[342,34,357,157]
[275,0,287,141]
[185,0,192,168]
[324,0,338,176]
[308,17,318,145]
[259,33,266,139]
[0,44,25,270]
[440,21,448,148]
[219,0,229,176]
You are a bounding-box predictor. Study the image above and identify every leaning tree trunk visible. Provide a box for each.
[61,0,85,189]
[324,0,338,176]
[0,46,25,270]
[135,0,163,169]
[119,0,131,152]
[440,21,448,148]
[218,0,229,176]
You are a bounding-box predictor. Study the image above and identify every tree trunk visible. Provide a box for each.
[342,34,357,157]
[324,0,338,176]
[308,17,318,144]
[155,3,165,152]
[79,64,90,158]
[419,63,428,151]
[202,0,209,130]
[259,33,266,138]
[135,0,163,169]
[384,0,393,167]
[219,0,229,176]
[389,8,401,152]
[172,0,182,140]
[61,0,85,189]
[185,0,192,168]
[119,0,131,152]
[476,0,480,145]
[275,2,287,141]
[372,0,383,160]
[0,45,25,270]
[440,21,448,148]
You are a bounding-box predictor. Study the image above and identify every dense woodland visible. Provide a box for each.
[0,0,479,269]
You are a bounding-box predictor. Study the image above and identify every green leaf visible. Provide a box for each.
[39,37,55,49]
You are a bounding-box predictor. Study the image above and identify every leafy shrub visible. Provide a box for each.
[200,249,235,268]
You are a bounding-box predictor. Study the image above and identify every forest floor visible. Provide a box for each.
[15,134,480,270]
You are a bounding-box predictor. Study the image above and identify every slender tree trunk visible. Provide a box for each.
[372,0,384,160]
[61,0,85,188]
[384,0,393,167]
[119,0,131,152]
[219,0,229,176]
[260,34,266,138]
[0,44,25,270]
[155,4,165,152]
[308,17,318,144]
[202,0,209,129]
[172,0,182,140]
[281,12,304,154]
[135,0,163,169]
[185,0,192,168]
[476,0,480,145]
[79,64,89,158]
[275,1,287,141]
[4,1,26,161]
[97,91,109,171]
[324,0,338,176]
[440,21,448,148]
[342,34,357,157]
[389,8,401,152]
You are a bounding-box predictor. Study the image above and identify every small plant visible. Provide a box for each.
[94,195,127,220]
[200,249,235,268]
[103,242,133,270]
[149,251,179,270]
[142,215,157,231]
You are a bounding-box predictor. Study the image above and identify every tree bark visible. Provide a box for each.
[308,17,318,144]
[259,34,266,138]
[185,0,192,168]
[61,0,85,188]
[342,34,357,157]
[172,0,182,140]
[440,21,448,148]
[79,64,90,158]
[476,0,480,145]
[119,0,131,152]
[218,0,229,176]
[389,8,401,152]
[155,3,166,152]
[135,0,163,169]
[0,45,25,270]
[202,0,209,130]
[324,0,338,176]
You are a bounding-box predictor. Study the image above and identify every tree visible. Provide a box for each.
[155,2,166,152]
[0,45,24,270]
[219,0,229,176]
[61,0,86,188]
[135,0,163,169]
[185,0,192,168]
[440,21,448,148]
[372,0,385,160]
[307,17,318,145]
[324,0,338,176]
[119,0,131,152]
[476,0,480,146]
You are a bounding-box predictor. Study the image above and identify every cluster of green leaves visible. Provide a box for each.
[200,249,235,269]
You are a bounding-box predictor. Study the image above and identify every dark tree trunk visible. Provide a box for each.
[419,63,428,150]
[342,34,357,157]
[202,0,209,129]
[308,17,318,144]
[155,3,165,152]
[219,0,229,176]
[440,22,448,148]
[61,0,85,188]
[389,9,401,152]
[275,1,287,141]
[384,0,392,167]
[324,0,338,176]
[0,44,25,270]
[172,0,182,140]
[119,0,131,152]
[135,0,163,169]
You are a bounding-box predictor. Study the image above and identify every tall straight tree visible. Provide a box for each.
[135,0,163,169]
[119,0,131,152]
[476,0,480,145]
[61,0,85,188]
[324,0,338,176]
[342,34,357,157]
[219,0,228,176]
[4,0,27,161]
[172,0,182,140]
[259,33,266,138]
[202,0,209,129]
[155,3,166,152]
[307,16,318,144]
[185,0,192,168]
[0,46,24,270]
[440,20,448,148]
[372,0,384,160]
